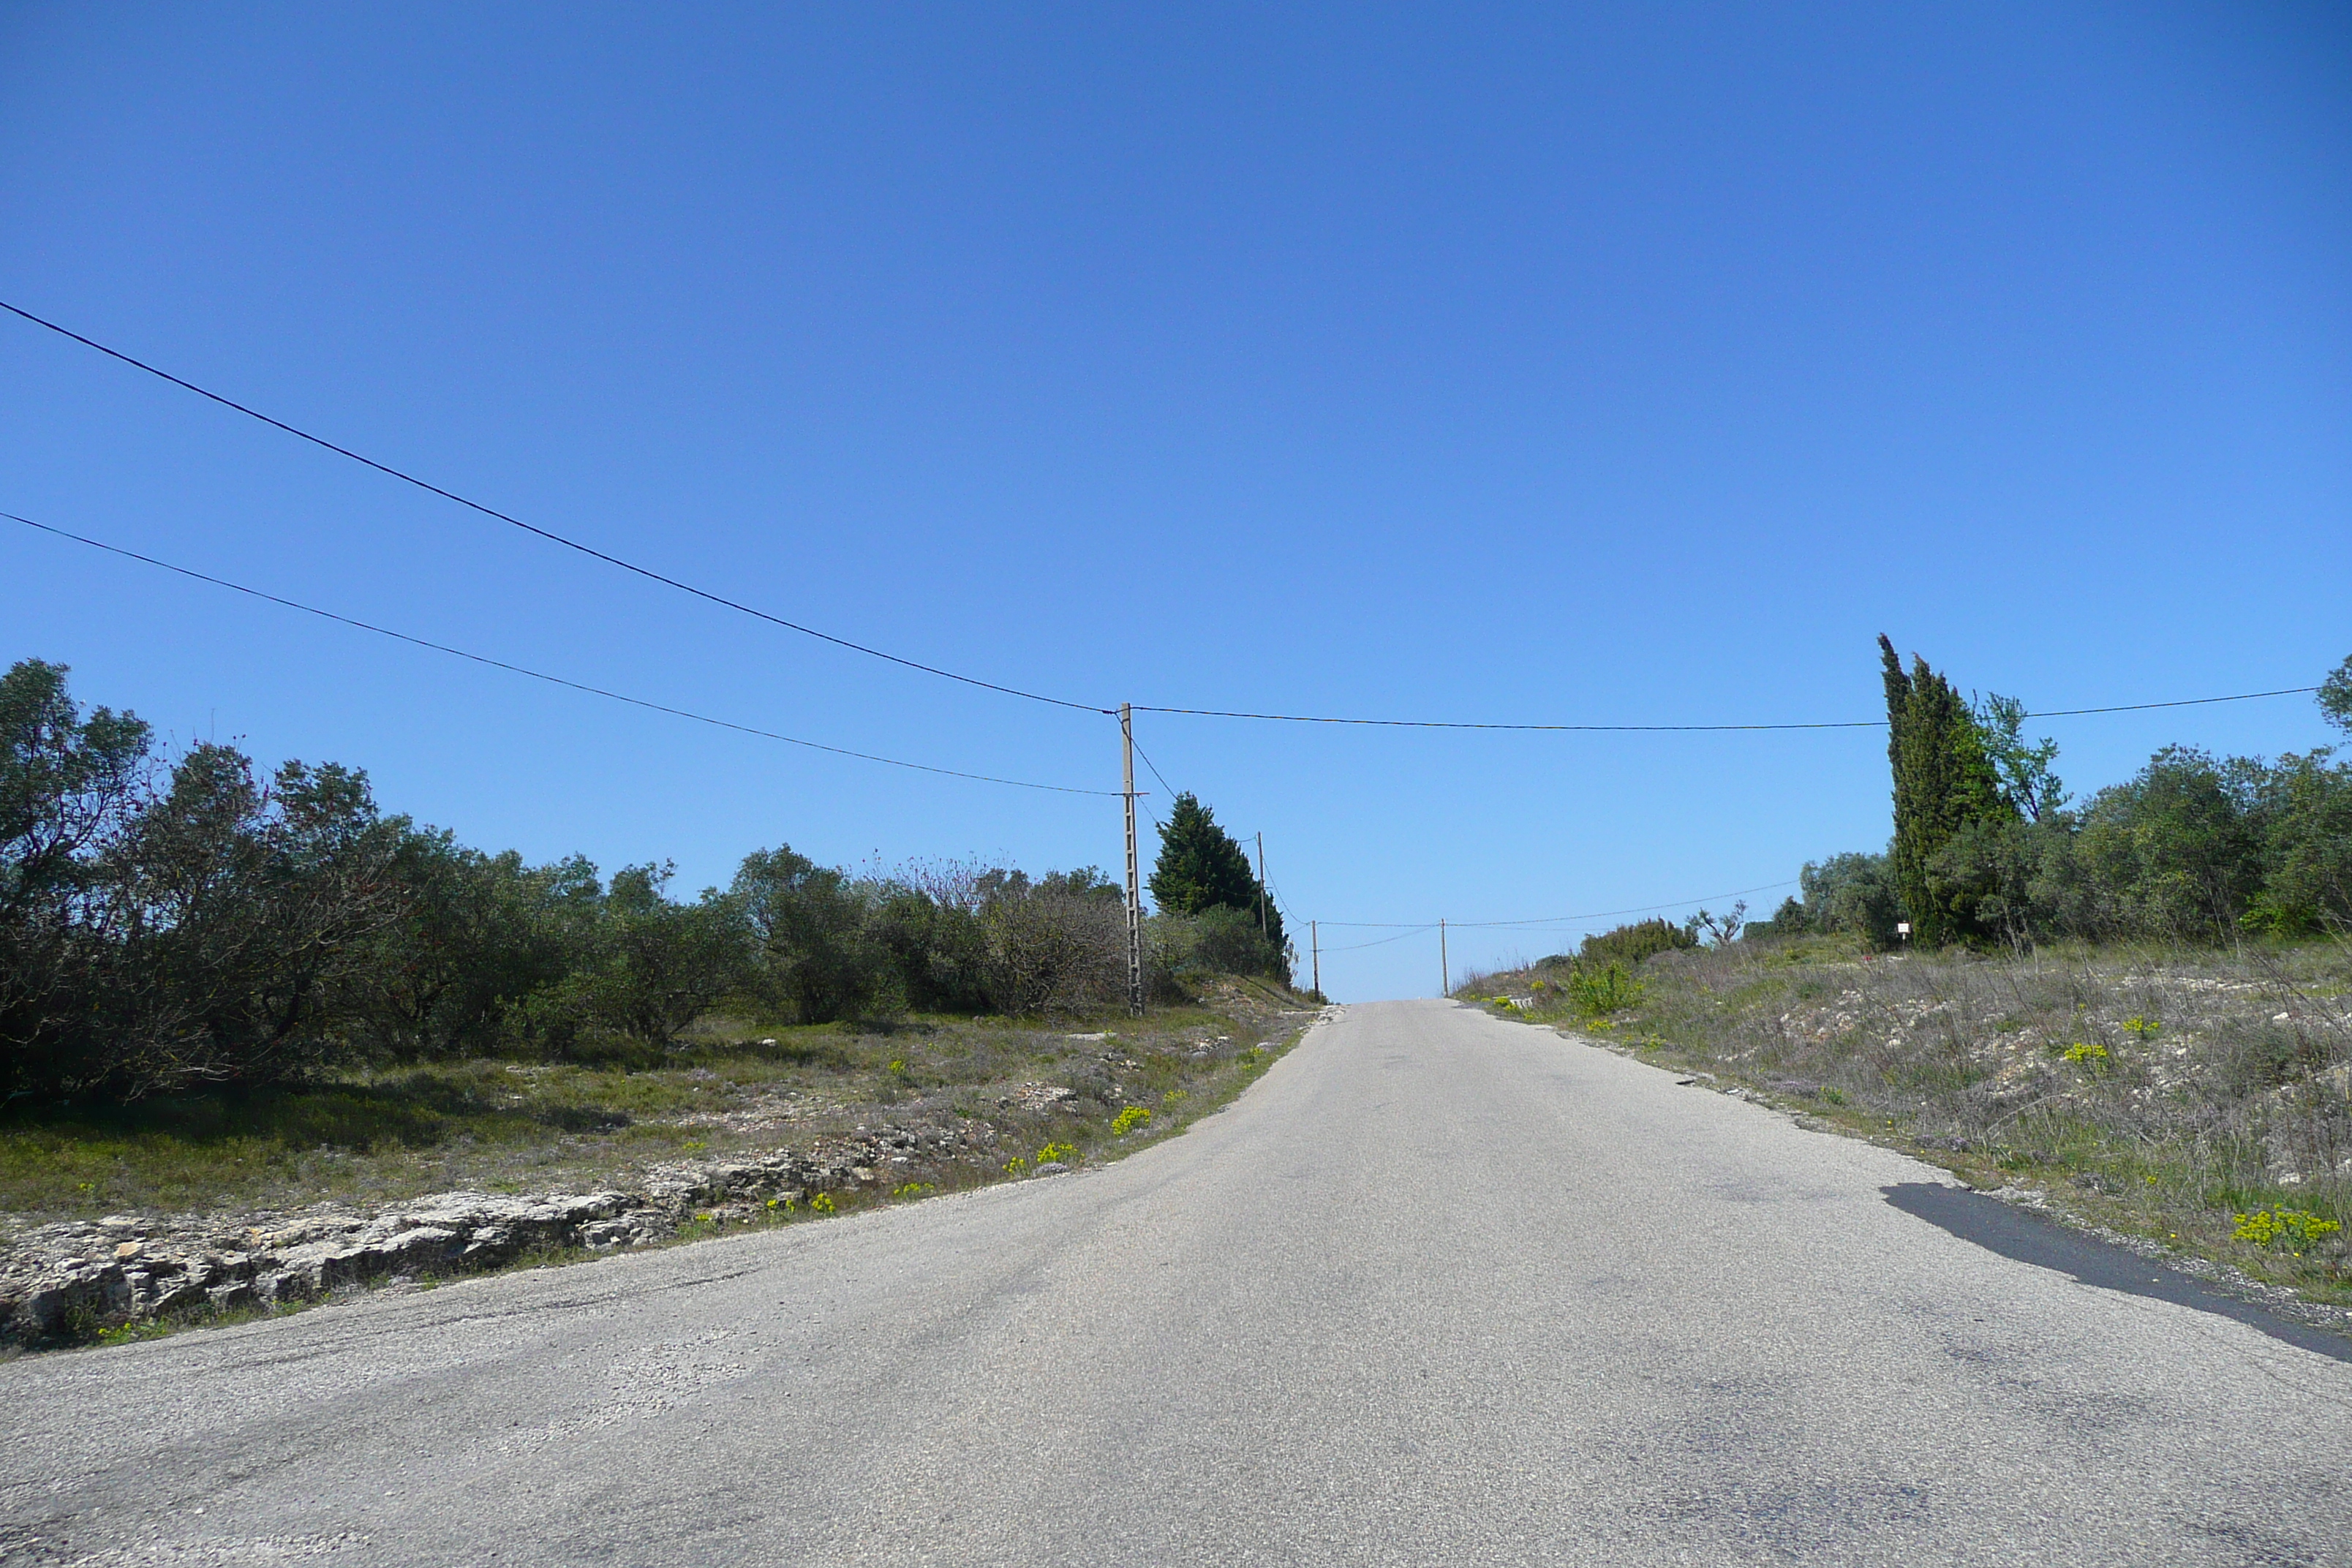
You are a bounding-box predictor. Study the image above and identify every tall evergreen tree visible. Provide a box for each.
[1149,793,1288,957]
[1148,794,1259,916]
[1880,635,2016,946]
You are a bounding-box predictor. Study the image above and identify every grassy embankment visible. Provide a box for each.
[1460,937,2352,1311]
[0,976,1318,1231]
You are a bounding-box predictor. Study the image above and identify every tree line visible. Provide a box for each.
[1762,642,2352,950]
[0,660,1291,1104]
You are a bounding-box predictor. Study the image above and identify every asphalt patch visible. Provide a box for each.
[1882,1181,2352,1364]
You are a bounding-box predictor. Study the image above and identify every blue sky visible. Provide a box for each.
[3,3,2347,1000]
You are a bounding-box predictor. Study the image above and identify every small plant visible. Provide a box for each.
[809,1192,837,1215]
[1112,1106,1153,1135]
[1036,1141,1077,1164]
[1003,1156,1028,1175]
[2059,1041,2108,1066]
[2122,1017,2160,1038]
[2232,1205,2340,1252]
[1820,1087,1849,1106]
[891,1181,935,1199]
[886,1058,908,1074]
[766,1196,798,1215]
[1567,962,1643,1018]
[1162,1089,1188,1106]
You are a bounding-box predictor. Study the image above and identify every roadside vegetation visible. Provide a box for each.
[0,977,1311,1224]
[0,657,1311,1226]
[1461,646,2352,1316]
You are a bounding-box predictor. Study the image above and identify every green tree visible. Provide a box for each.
[1879,636,2018,946]
[2321,655,2352,736]
[0,660,153,1098]
[1148,794,1258,915]
[584,863,750,1046]
[733,845,881,1023]
[1799,851,1904,948]
[1147,793,1287,968]
[1972,693,2068,822]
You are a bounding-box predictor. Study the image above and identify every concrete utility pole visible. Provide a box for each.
[1311,919,1320,1000]
[1121,704,1143,1016]
[1255,832,1267,935]
[1439,918,1449,998]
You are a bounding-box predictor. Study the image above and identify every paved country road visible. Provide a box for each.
[5,1000,2350,1567]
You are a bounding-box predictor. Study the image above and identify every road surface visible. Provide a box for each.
[5,1000,2349,1565]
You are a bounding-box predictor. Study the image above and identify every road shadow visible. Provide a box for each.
[1881,1182,2352,1364]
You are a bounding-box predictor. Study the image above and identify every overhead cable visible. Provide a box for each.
[0,298,1112,717]
[1313,878,1800,930]
[1133,690,2319,732]
[1323,924,1440,952]
[4,301,2321,740]
[5,513,1124,797]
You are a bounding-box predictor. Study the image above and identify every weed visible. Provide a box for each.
[808,1192,836,1215]
[1162,1089,1188,1106]
[1036,1141,1077,1164]
[1821,1087,1850,1106]
[2234,1205,2341,1251]
[1003,1156,1028,1175]
[1567,963,1644,1017]
[1112,1106,1153,1135]
[2122,1016,2160,1038]
[891,1181,936,1199]
[2059,1041,2110,1066]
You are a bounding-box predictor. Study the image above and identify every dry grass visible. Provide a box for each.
[1471,936,2352,1307]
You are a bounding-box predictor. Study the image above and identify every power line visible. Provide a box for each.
[6,512,1126,797]
[1314,879,1799,930]
[1128,734,1180,802]
[1324,924,1439,952]
[4,301,2323,740]
[0,298,1112,717]
[1132,690,2320,731]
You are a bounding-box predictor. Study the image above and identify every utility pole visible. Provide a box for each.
[1439,917,1449,997]
[1121,704,1143,1016]
[1311,919,1320,1000]
[1255,832,1267,935]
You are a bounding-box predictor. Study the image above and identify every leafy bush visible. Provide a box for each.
[1565,962,1643,1017]
[1798,853,1904,949]
[734,846,881,1023]
[1578,918,1696,969]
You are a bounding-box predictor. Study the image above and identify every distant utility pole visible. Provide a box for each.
[1121,704,1143,1016]
[1255,832,1267,935]
[1439,917,1450,997]
[1311,919,1320,999]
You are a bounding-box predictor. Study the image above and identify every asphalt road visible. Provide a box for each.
[6,1000,2351,1566]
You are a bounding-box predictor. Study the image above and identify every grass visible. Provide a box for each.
[1465,935,2352,1312]
[0,979,1317,1231]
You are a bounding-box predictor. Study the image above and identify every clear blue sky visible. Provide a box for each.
[4,4,2347,1000]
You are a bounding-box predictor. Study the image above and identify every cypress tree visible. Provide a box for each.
[1879,635,2016,946]
[1145,794,1288,953]
[1147,793,1261,916]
